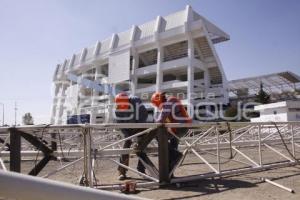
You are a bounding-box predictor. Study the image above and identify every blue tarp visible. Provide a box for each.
[67,114,90,124]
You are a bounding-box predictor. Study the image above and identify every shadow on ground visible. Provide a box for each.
[156,178,256,200]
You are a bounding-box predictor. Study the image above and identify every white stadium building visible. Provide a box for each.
[50,5,300,124]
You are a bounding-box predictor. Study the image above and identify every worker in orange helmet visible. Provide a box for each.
[151,92,192,175]
[114,92,148,180]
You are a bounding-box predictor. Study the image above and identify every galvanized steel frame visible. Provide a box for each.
[0,122,300,189]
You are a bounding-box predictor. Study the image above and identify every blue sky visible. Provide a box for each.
[0,0,299,125]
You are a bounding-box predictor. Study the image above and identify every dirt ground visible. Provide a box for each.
[137,167,300,200]
[4,146,300,200]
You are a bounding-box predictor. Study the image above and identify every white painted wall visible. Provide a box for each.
[251,101,300,122]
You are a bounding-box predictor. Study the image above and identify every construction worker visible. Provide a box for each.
[114,92,148,180]
[151,92,192,174]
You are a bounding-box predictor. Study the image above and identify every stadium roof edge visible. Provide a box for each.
[229,71,300,83]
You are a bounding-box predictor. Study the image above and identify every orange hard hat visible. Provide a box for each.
[151,92,165,108]
[115,92,130,110]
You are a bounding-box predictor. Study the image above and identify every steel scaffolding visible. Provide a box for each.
[0,122,299,191]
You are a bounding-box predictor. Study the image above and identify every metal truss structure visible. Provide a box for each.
[228,71,300,98]
[0,122,300,193]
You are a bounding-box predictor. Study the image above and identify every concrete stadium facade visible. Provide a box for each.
[51,5,230,124]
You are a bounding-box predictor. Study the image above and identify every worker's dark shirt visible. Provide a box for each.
[115,96,148,135]
[155,97,190,137]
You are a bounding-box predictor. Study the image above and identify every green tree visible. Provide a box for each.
[22,113,34,125]
[255,82,270,104]
[224,106,238,121]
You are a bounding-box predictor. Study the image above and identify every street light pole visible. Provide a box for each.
[0,103,4,126]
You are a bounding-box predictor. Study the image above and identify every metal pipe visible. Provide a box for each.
[216,127,220,173]
[110,159,159,182]
[264,143,294,162]
[1,122,298,135]
[1,121,299,132]
[0,134,9,152]
[0,157,7,171]
[171,161,299,184]
[42,157,83,178]
[191,148,218,173]
[232,146,259,167]
[96,182,158,190]
[231,126,255,142]
[228,123,233,158]
[0,171,145,200]
[99,127,156,151]
[291,124,295,157]
[86,127,93,187]
[258,125,262,166]
[190,126,215,146]
[0,147,160,158]
[262,178,294,193]
[1,137,299,159]
[197,148,251,166]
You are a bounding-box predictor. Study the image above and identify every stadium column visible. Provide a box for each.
[50,82,60,124]
[55,84,63,124]
[155,16,163,92]
[130,25,138,95]
[131,51,138,95]
[90,65,101,124]
[105,34,118,123]
[186,4,195,117]
[156,45,163,92]
[57,83,68,124]
[187,34,195,117]
[90,41,101,123]
[91,66,99,107]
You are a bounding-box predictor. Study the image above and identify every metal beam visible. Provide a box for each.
[157,126,169,183]
[9,128,21,172]
[29,156,52,176]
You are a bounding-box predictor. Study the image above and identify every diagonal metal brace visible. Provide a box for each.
[29,155,53,176]
[17,130,56,175]
[19,131,53,155]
